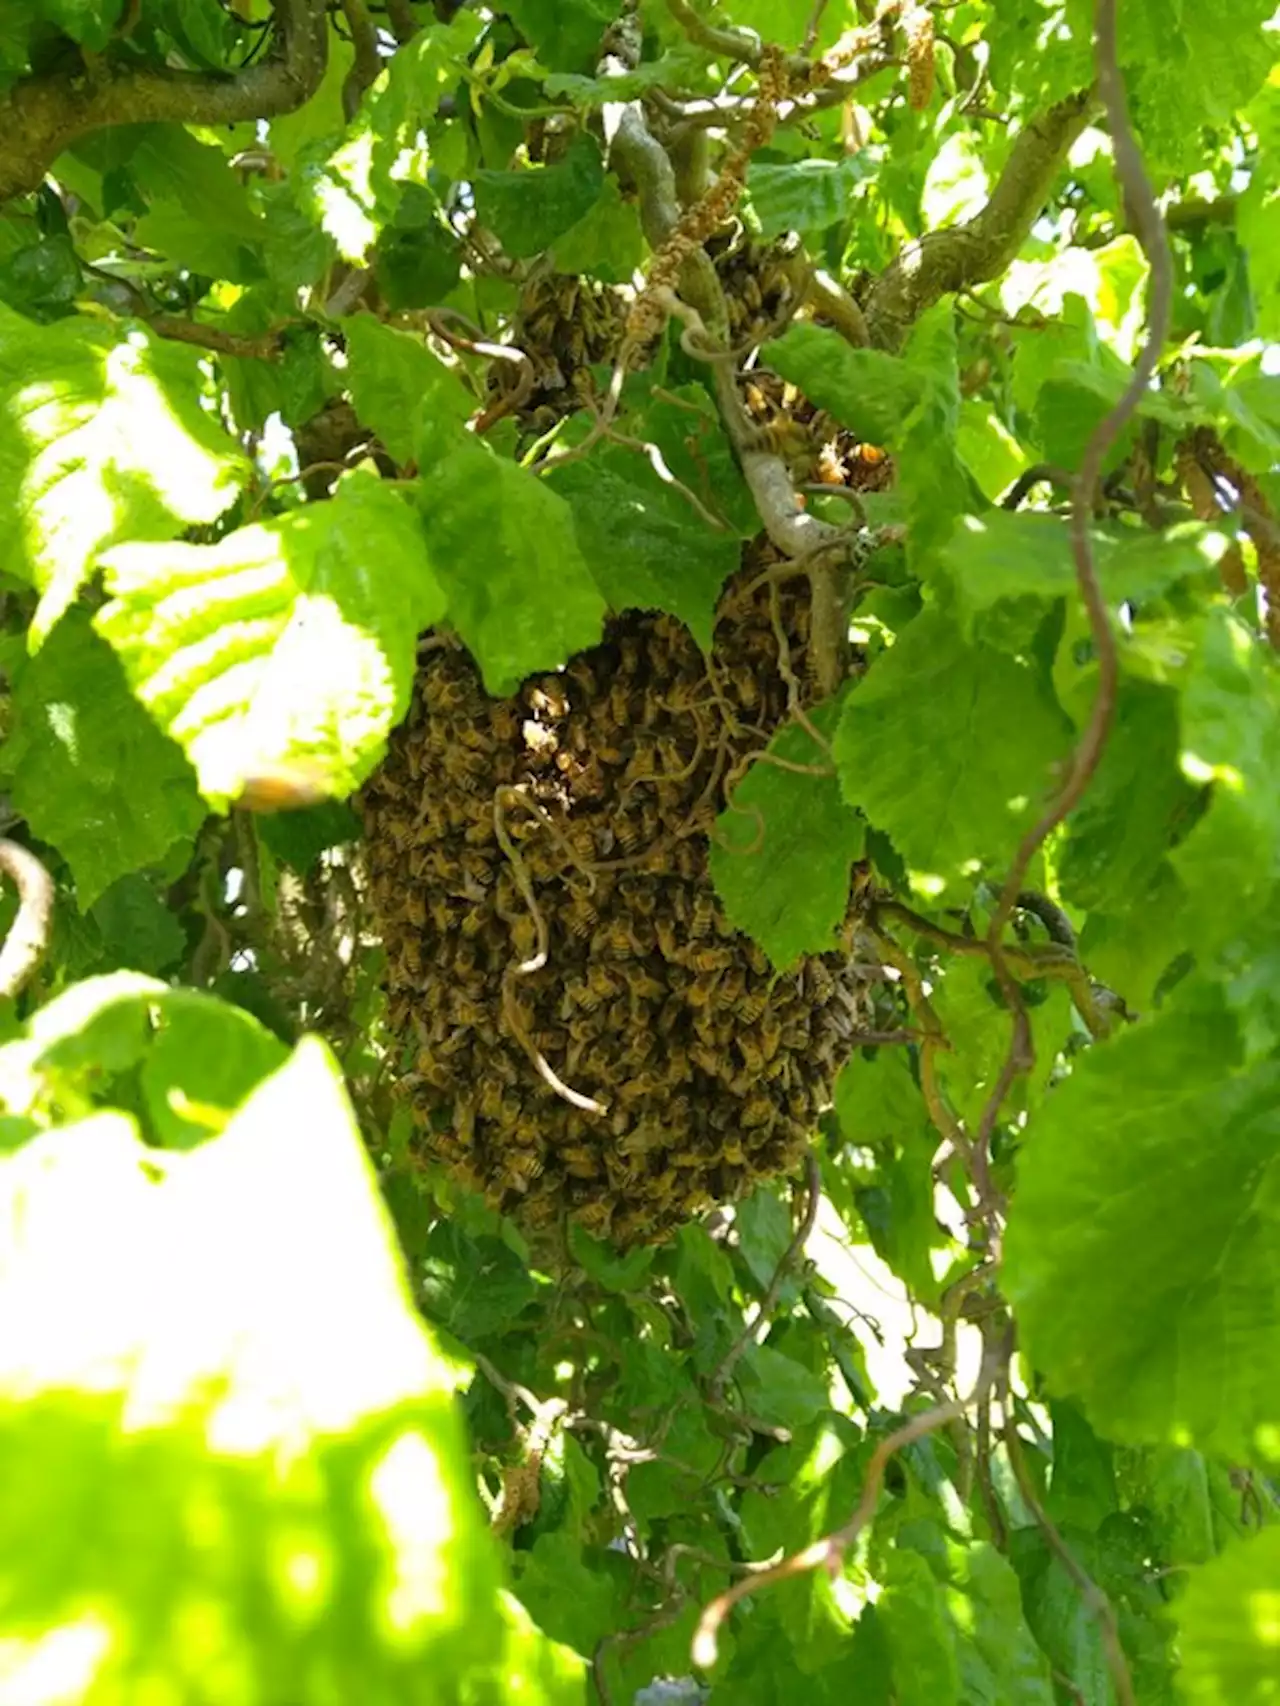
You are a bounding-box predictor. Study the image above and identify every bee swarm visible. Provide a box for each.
[361,565,872,1247]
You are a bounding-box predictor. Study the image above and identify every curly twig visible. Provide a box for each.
[0,841,55,1001]
[974,0,1173,1167]
[692,1326,1010,1669]
[1003,1405,1135,1706]
[709,1151,821,1402]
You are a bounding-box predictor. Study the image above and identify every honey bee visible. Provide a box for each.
[499,1148,544,1192]
[424,670,473,714]
[759,1014,783,1061]
[234,757,335,813]
[735,1032,766,1075]
[688,893,718,940]
[574,1198,614,1239]
[526,682,569,721]
[740,1095,776,1129]
[564,1144,606,1180]
[608,679,633,728]
[687,943,734,974]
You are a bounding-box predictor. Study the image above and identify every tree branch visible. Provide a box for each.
[0,0,329,205]
[862,90,1095,350]
[0,841,55,1001]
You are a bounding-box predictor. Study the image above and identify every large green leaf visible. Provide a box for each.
[415,422,605,694]
[1004,984,1280,1461]
[1057,681,1202,914]
[746,156,872,240]
[499,0,617,71]
[936,513,1229,639]
[0,306,245,642]
[1176,1527,1280,1704]
[343,313,473,464]
[0,1034,585,1704]
[710,696,863,970]
[0,970,287,1149]
[762,324,926,446]
[834,608,1072,891]
[546,438,741,647]
[6,611,206,909]
[1168,611,1280,953]
[473,137,606,260]
[96,470,446,809]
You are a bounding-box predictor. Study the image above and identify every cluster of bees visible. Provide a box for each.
[361,564,873,1246]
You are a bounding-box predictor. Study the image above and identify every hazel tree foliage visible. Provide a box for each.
[0,0,1278,1703]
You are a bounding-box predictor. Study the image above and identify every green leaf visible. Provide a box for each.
[546,442,740,647]
[763,324,925,446]
[550,175,646,281]
[499,0,618,72]
[1004,984,1280,1460]
[415,425,605,695]
[0,1036,584,1703]
[710,696,863,970]
[835,1051,940,1305]
[0,306,245,641]
[87,874,188,976]
[343,312,474,463]
[40,0,122,51]
[745,156,872,240]
[1045,1402,1118,1533]
[737,1343,830,1431]
[880,1547,960,1706]
[473,137,605,260]
[936,513,1229,638]
[138,993,289,1149]
[1058,682,1203,913]
[420,1221,541,1341]
[96,469,446,808]
[834,609,1071,892]
[1168,612,1280,953]
[6,611,205,909]
[1176,1527,1280,1703]
[950,1542,1056,1705]
[0,971,287,1147]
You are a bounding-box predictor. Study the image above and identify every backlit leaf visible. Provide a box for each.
[96,470,446,809]
[834,609,1071,891]
[6,612,205,909]
[0,307,245,642]
[1004,984,1280,1461]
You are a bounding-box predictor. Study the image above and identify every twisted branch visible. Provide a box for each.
[0,0,329,204]
[974,0,1173,1167]
[862,89,1095,351]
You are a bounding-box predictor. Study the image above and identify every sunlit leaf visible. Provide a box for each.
[0,307,245,642]
[1176,1527,1280,1703]
[834,609,1071,892]
[1004,983,1280,1461]
[96,470,446,808]
[6,611,205,909]
[0,1036,585,1703]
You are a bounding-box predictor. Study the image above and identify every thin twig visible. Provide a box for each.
[0,841,55,1000]
[974,0,1173,1171]
[692,1329,1010,1669]
[148,315,286,360]
[493,787,608,1115]
[1003,1410,1135,1706]
[709,1151,821,1402]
